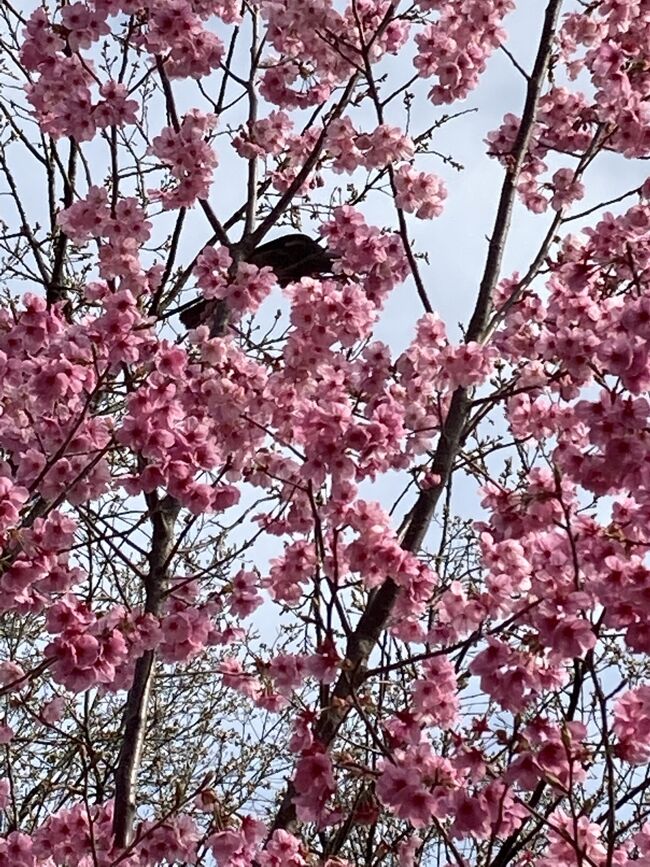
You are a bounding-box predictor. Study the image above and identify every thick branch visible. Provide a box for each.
[48,138,77,310]
[467,0,563,342]
[112,493,180,848]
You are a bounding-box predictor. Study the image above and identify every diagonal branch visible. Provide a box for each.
[48,137,77,311]
[112,492,180,848]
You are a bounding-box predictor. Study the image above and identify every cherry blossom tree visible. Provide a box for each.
[0,0,650,864]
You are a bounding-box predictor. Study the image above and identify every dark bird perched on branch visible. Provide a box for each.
[179,233,336,331]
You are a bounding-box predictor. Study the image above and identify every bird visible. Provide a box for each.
[179,233,336,331]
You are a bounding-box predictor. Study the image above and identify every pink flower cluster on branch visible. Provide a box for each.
[3,0,650,863]
[414,0,515,104]
[149,111,218,209]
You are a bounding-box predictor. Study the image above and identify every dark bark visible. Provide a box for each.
[112,494,180,847]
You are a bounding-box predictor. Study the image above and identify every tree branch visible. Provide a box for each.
[112,493,180,848]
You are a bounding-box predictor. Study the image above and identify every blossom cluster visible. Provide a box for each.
[414,0,515,104]
[4,0,650,864]
[259,0,408,108]
[149,111,218,209]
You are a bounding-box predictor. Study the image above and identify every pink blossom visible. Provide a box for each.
[257,829,307,866]
[229,569,263,618]
[397,835,422,866]
[394,165,447,219]
[94,80,138,128]
[550,167,586,211]
[0,477,28,532]
[614,685,650,763]
[41,696,65,724]
[159,606,211,663]
[292,748,337,825]
[149,111,218,209]
[0,661,25,690]
[414,2,513,103]
[233,110,294,159]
